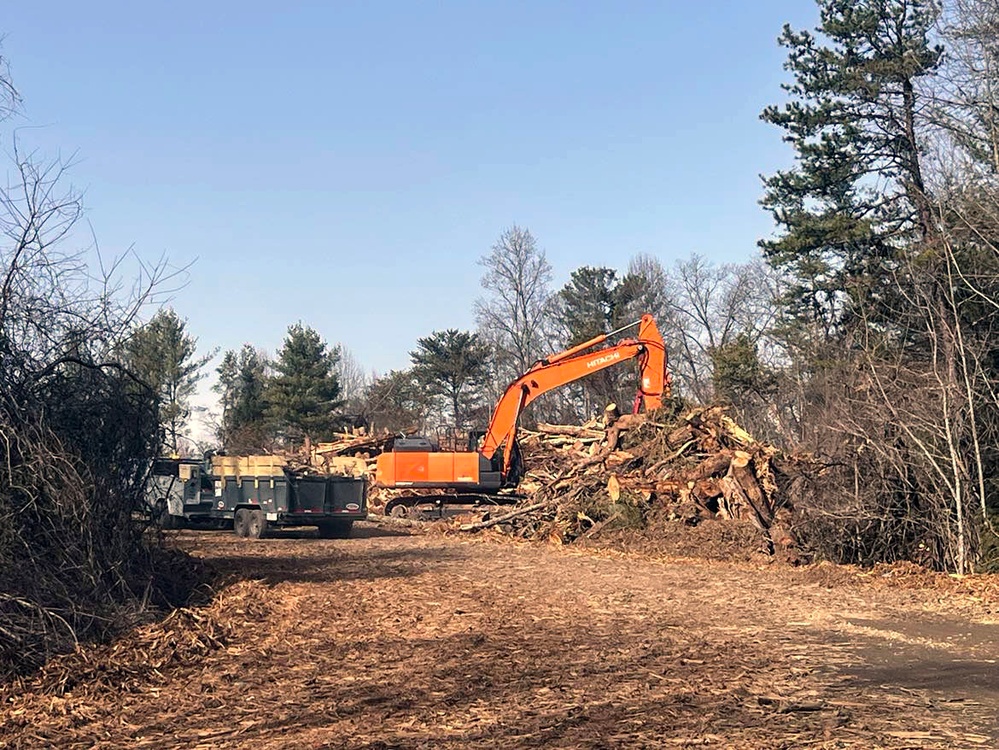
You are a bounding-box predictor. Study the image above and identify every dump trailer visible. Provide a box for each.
[146,454,367,539]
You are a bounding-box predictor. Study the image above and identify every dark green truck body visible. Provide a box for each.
[147,458,367,538]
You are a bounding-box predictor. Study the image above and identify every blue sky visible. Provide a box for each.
[3,1,816,382]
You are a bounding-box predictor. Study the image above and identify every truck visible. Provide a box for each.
[146,454,367,539]
[374,314,670,514]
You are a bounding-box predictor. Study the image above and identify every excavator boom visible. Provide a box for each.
[374,314,670,492]
[480,314,668,477]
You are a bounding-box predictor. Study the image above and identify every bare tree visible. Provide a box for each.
[662,255,781,404]
[622,253,672,323]
[336,345,371,415]
[0,51,18,123]
[0,143,178,675]
[790,178,999,574]
[0,49,195,676]
[475,226,554,382]
[933,0,999,173]
[360,368,429,434]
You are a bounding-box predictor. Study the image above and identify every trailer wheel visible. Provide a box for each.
[246,510,267,539]
[247,509,268,539]
[233,508,250,537]
[317,519,353,539]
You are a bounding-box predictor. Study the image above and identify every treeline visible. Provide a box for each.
[130,240,778,454]
[753,0,999,573]
[131,0,999,572]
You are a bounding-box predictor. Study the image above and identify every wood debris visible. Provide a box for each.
[477,406,805,560]
[278,430,406,479]
[267,409,806,558]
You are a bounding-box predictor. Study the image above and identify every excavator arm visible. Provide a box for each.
[479,314,670,478]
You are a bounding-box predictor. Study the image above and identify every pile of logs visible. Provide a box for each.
[281,431,400,478]
[273,409,801,556]
[465,406,800,557]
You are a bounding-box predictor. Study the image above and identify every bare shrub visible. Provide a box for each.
[0,134,186,677]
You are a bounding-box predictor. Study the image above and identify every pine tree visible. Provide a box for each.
[124,308,213,452]
[214,344,268,449]
[559,266,625,344]
[760,0,942,332]
[410,330,491,429]
[265,324,343,442]
[557,266,639,414]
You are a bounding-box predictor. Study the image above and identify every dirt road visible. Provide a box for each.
[3,523,999,749]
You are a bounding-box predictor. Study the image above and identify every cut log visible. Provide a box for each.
[604,413,646,451]
[459,501,552,531]
[666,423,696,448]
[689,452,734,481]
[583,510,622,538]
[536,423,603,438]
[727,451,774,527]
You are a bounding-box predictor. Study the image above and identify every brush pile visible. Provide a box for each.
[463,406,806,560]
[276,410,810,560]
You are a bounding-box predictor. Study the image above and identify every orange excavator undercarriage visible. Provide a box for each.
[374,314,671,496]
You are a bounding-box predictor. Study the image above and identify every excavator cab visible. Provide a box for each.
[467,428,524,488]
[467,429,487,452]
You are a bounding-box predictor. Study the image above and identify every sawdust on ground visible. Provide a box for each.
[2,523,998,749]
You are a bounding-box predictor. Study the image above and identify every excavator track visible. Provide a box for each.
[383,490,523,519]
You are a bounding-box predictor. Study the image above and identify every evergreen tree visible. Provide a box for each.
[410,329,491,428]
[266,324,343,441]
[559,266,625,344]
[124,308,213,452]
[557,266,639,414]
[760,0,942,332]
[710,334,775,406]
[214,344,268,449]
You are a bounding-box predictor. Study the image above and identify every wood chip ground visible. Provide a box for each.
[2,525,998,749]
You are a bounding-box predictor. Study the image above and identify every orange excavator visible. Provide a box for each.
[375,314,670,499]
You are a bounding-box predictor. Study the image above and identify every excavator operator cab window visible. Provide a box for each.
[467,429,487,452]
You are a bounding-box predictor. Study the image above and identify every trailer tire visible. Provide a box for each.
[233,508,250,537]
[317,519,353,539]
[247,509,268,539]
